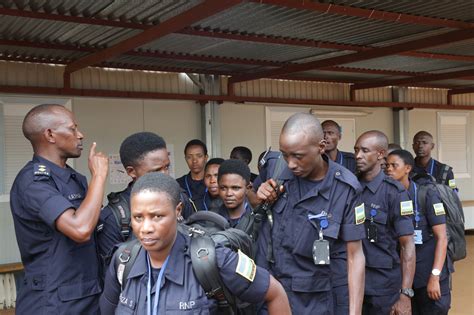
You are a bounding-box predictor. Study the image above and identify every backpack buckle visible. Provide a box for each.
[119,251,131,263]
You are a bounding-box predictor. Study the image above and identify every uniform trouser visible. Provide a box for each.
[362,292,399,315]
[332,285,349,315]
[412,278,451,315]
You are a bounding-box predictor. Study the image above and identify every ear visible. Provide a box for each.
[377,149,387,160]
[175,201,183,218]
[43,128,55,144]
[246,182,252,191]
[125,166,137,180]
[318,139,327,153]
[430,143,435,150]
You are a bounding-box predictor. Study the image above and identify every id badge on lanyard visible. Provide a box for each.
[308,213,330,265]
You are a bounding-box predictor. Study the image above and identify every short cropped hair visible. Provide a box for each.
[322,120,342,134]
[22,104,65,141]
[119,132,167,168]
[230,146,253,164]
[388,149,415,168]
[131,172,180,207]
[205,158,225,171]
[218,159,251,184]
[184,139,208,156]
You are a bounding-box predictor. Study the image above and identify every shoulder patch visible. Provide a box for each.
[400,200,414,216]
[33,163,50,177]
[433,203,446,216]
[448,179,456,189]
[355,203,366,225]
[235,249,256,282]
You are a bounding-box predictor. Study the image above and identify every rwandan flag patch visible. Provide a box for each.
[236,250,256,282]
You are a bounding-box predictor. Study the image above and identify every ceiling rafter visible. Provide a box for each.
[353,69,474,90]
[62,0,242,87]
[228,28,474,85]
[250,0,474,29]
[448,87,474,96]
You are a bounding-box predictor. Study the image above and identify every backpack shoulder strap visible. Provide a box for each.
[115,239,141,290]
[107,190,132,241]
[190,235,235,315]
[416,184,428,215]
[441,164,452,184]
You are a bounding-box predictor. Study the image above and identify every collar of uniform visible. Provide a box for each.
[33,155,76,183]
[414,157,433,171]
[361,170,385,194]
[126,231,186,287]
[294,155,333,201]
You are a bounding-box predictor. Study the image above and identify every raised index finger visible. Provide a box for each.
[89,142,97,158]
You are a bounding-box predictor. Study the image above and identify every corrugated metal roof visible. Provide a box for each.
[0,0,473,90]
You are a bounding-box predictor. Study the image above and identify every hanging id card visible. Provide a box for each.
[368,223,377,243]
[312,239,330,265]
[414,230,423,245]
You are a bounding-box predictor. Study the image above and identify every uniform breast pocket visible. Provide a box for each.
[292,216,318,259]
[165,296,210,314]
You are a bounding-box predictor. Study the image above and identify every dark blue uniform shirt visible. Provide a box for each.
[98,183,195,263]
[413,158,455,188]
[177,172,207,204]
[100,231,270,314]
[334,150,357,174]
[195,191,223,212]
[216,202,252,228]
[360,171,414,296]
[255,154,365,314]
[408,179,452,290]
[10,155,101,314]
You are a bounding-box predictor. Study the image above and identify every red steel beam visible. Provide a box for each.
[228,28,474,84]
[353,69,474,90]
[251,0,474,29]
[448,87,474,95]
[63,0,241,76]
[1,84,474,110]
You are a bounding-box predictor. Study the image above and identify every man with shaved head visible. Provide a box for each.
[322,120,357,173]
[412,131,456,189]
[256,112,366,314]
[10,104,108,314]
[354,131,415,315]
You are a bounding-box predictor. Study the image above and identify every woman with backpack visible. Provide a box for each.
[385,149,452,315]
[100,172,291,315]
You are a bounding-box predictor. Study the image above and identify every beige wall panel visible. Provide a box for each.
[452,93,474,106]
[143,100,202,178]
[407,88,447,104]
[219,102,266,173]
[356,87,392,102]
[73,97,145,194]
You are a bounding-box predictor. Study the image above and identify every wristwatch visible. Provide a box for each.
[400,288,414,298]
[431,268,441,276]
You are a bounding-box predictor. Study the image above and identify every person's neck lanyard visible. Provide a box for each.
[203,190,209,211]
[184,175,193,199]
[429,159,435,176]
[413,182,420,228]
[146,254,170,315]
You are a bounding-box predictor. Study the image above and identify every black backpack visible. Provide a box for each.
[415,174,466,262]
[115,211,255,315]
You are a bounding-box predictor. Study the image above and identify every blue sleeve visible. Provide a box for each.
[217,247,270,304]
[339,188,366,241]
[100,251,121,315]
[22,180,75,228]
[180,193,196,219]
[424,186,446,227]
[97,206,124,259]
[390,189,415,237]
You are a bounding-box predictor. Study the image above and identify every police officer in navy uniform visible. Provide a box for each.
[322,120,357,174]
[230,146,259,183]
[197,158,224,211]
[215,159,253,228]
[386,150,452,315]
[97,132,194,266]
[354,131,416,315]
[256,113,366,315]
[10,104,108,314]
[176,139,209,204]
[100,172,291,314]
[412,131,456,189]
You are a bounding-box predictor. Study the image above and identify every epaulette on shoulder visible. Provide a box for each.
[33,163,51,180]
[259,151,281,169]
[334,166,360,190]
[383,176,405,192]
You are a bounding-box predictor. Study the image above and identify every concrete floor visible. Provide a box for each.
[2,235,473,314]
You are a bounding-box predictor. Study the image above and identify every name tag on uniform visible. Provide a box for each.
[355,203,365,225]
[400,201,414,216]
[236,250,256,282]
[414,230,423,245]
[433,203,446,216]
[448,179,456,189]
